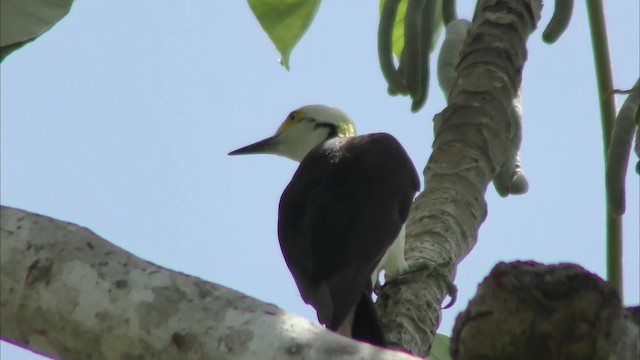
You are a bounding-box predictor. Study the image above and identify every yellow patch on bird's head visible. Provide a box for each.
[335,118,357,137]
[276,110,303,135]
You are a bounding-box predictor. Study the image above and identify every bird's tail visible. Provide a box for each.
[350,291,387,347]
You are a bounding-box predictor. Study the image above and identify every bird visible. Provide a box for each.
[229,104,419,347]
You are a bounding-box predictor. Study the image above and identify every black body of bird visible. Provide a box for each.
[278,133,419,347]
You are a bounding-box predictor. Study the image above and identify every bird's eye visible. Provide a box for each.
[288,112,296,121]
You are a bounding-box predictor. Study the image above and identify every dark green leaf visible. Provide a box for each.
[0,0,74,62]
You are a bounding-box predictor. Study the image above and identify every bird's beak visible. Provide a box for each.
[228,135,280,156]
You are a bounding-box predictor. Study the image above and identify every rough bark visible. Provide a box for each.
[0,205,421,360]
[451,261,640,360]
[377,0,542,355]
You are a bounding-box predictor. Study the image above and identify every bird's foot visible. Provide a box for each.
[375,260,457,309]
[373,279,383,296]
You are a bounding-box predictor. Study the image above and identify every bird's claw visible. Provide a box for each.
[381,260,457,308]
[373,279,383,296]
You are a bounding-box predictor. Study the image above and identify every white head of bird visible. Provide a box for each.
[228,104,356,162]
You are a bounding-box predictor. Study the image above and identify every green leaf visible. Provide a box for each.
[0,0,74,62]
[379,0,443,61]
[429,333,452,360]
[247,0,321,70]
[392,0,408,61]
[379,0,407,61]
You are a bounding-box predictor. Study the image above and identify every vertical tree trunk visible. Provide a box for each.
[377,0,542,355]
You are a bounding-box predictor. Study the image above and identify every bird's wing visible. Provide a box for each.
[278,133,419,329]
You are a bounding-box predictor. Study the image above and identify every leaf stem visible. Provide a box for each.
[585,0,623,298]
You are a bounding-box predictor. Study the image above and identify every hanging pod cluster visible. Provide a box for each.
[377,0,574,113]
[378,0,451,112]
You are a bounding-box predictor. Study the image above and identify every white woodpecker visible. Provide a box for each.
[229,105,419,347]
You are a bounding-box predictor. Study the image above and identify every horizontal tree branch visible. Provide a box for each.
[0,205,420,360]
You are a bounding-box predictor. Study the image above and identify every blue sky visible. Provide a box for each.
[1,2,638,358]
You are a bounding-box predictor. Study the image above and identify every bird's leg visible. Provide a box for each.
[377,260,458,308]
